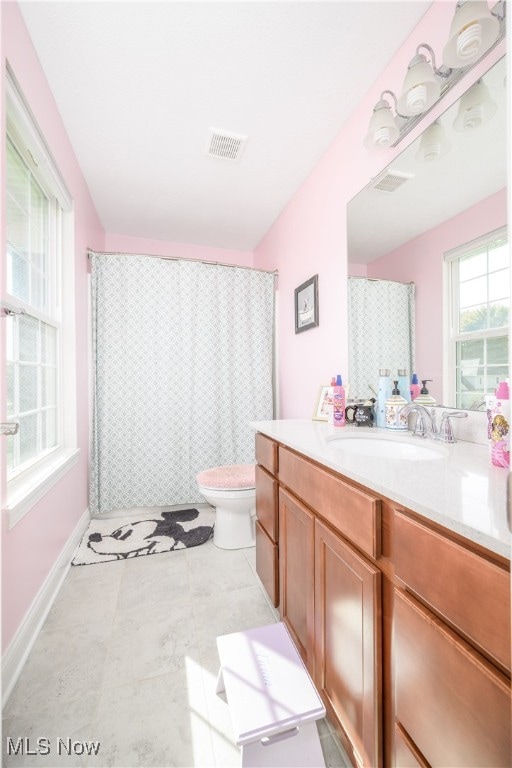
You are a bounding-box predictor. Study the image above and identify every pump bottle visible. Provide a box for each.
[414,379,436,406]
[385,381,408,430]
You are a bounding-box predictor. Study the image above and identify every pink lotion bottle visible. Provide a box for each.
[333,374,346,428]
[491,380,510,468]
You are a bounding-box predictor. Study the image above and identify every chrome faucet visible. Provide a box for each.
[399,403,436,438]
[399,403,468,443]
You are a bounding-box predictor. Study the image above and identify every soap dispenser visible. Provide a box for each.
[385,381,408,430]
[414,379,437,406]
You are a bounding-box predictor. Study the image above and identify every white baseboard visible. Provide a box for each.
[2,507,90,708]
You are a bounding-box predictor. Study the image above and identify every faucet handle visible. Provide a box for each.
[439,410,468,443]
[412,411,429,438]
[429,407,438,435]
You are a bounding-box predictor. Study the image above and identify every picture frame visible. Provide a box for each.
[295,274,319,333]
[312,382,352,421]
[313,385,333,421]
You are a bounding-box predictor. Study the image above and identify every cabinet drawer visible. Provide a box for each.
[255,521,279,607]
[255,464,278,541]
[395,512,511,671]
[279,447,381,559]
[394,589,511,767]
[255,433,278,475]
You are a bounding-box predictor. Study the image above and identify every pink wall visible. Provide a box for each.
[367,189,507,404]
[0,4,255,654]
[0,0,507,654]
[254,1,506,418]
[104,233,254,268]
[0,2,105,652]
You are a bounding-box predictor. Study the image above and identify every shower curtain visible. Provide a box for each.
[89,252,275,515]
[348,277,415,401]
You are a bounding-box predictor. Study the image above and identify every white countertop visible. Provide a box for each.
[251,419,511,560]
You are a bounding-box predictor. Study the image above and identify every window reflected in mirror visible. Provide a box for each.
[447,228,509,410]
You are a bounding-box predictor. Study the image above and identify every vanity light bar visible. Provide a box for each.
[366,0,506,150]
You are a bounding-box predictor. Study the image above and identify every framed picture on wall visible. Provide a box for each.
[295,274,319,333]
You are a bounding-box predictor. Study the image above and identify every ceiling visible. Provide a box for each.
[18,1,431,252]
[348,52,507,264]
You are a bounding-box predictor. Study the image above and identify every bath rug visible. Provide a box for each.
[72,507,214,566]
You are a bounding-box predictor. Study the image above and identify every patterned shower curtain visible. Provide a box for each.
[89,253,275,515]
[348,277,415,401]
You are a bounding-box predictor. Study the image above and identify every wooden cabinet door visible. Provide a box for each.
[278,487,315,670]
[314,519,382,768]
[255,521,279,607]
[394,588,511,767]
[255,464,278,541]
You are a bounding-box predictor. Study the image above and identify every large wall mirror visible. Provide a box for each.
[347,54,507,409]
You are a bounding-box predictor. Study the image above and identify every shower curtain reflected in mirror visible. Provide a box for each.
[348,277,415,402]
[89,252,275,515]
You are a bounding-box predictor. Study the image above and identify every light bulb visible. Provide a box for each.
[397,53,440,117]
[364,98,399,149]
[443,1,500,68]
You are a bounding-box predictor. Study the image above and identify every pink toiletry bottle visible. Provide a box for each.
[327,376,336,425]
[410,373,420,401]
[333,374,346,428]
[490,381,510,468]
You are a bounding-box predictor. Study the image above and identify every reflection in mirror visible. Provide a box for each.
[347,55,508,409]
[348,277,415,403]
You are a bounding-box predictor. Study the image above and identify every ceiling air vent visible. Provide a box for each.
[369,169,414,193]
[206,128,247,161]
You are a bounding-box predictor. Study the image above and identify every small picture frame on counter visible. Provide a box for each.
[295,274,319,333]
[313,385,333,421]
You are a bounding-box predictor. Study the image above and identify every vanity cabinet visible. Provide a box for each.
[393,511,511,767]
[253,432,511,768]
[314,518,381,768]
[255,434,279,606]
[277,444,383,767]
[278,487,315,667]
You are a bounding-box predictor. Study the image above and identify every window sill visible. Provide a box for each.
[4,448,80,529]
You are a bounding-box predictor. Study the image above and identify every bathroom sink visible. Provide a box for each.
[326,433,448,460]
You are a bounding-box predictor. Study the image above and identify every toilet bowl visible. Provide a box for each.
[196,464,256,550]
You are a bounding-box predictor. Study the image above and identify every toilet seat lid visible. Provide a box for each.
[197,464,255,490]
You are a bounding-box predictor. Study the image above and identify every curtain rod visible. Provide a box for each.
[348,276,414,286]
[87,249,277,277]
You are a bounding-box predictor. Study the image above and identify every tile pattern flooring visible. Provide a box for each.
[3,516,351,767]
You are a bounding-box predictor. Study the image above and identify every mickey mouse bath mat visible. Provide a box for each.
[72,507,215,565]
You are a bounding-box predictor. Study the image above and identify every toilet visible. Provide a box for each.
[196,464,256,550]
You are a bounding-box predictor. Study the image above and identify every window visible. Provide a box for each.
[4,69,77,526]
[6,136,60,475]
[446,228,509,409]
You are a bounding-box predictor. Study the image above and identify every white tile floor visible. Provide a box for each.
[3,513,351,768]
